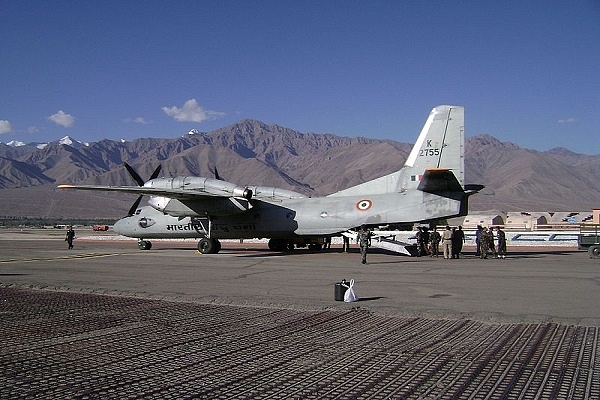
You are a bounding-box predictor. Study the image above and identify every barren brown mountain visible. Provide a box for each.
[1,120,598,219]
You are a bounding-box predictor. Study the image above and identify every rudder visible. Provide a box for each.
[403,105,464,187]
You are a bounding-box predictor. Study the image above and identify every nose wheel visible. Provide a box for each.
[198,238,221,254]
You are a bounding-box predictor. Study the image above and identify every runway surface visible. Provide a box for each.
[1,230,599,398]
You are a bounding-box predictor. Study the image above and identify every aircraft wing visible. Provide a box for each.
[57,184,237,200]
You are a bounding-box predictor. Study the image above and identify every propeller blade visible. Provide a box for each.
[123,163,160,216]
[149,164,162,180]
[128,195,143,216]
[124,163,145,186]
[214,166,222,180]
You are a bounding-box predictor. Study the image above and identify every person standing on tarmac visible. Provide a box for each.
[65,226,75,249]
[475,225,483,257]
[415,227,424,257]
[496,226,507,259]
[442,226,453,259]
[479,227,490,259]
[430,227,441,257]
[452,225,466,258]
[357,225,372,264]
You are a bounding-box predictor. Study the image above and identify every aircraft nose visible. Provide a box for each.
[112,217,131,236]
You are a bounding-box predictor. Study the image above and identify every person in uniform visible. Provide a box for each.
[357,225,372,264]
[475,225,483,256]
[479,227,490,259]
[430,227,441,257]
[415,227,424,257]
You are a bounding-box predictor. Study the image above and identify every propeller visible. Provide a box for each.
[124,163,162,216]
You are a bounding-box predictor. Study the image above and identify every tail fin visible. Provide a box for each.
[329,105,464,197]
[404,105,464,186]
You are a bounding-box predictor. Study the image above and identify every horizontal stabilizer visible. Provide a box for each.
[372,236,417,256]
[464,184,485,193]
[416,169,463,193]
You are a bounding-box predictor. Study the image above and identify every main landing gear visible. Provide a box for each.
[198,237,222,254]
[589,245,600,259]
[138,239,152,250]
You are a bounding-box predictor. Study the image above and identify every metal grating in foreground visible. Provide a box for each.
[1,287,598,399]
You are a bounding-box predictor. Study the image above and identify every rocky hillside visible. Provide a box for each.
[1,120,598,219]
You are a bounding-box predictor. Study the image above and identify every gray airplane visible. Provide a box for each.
[59,105,483,253]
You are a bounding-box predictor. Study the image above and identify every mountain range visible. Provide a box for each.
[1,119,599,219]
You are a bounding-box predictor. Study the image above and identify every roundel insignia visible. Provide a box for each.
[356,199,372,211]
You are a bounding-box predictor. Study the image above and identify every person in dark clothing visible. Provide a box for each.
[452,225,465,258]
[65,226,75,249]
[496,226,507,259]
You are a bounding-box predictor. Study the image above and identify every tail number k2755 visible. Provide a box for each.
[419,148,440,156]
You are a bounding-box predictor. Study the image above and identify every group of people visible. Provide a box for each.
[475,225,507,259]
[356,224,507,263]
[417,225,466,259]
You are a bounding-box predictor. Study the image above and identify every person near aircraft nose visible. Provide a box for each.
[357,225,372,264]
[65,226,75,249]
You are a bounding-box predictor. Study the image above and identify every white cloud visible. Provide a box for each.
[0,120,12,134]
[48,110,75,128]
[558,118,576,124]
[125,117,152,124]
[162,99,225,122]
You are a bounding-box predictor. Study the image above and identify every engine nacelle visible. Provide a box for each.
[146,177,252,199]
[248,186,307,200]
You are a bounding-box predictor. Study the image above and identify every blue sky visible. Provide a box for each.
[1,1,599,154]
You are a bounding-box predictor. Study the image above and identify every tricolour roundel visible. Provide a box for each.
[356,199,372,211]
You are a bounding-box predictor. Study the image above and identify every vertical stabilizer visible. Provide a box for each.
[328,105,464,197]
[403,105,464,187]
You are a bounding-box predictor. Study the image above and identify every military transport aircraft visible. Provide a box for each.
[59,105,483,254]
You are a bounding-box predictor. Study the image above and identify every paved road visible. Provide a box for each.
[1,231,599,398]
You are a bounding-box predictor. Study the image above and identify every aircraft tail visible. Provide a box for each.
[329,105,464,197]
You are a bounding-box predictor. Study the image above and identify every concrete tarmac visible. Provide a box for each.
[1,230,599,398]
[1,231,598,325]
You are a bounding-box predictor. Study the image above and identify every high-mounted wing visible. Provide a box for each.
[58,177,252,200]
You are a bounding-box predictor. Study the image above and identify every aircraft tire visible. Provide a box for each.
[268,238,286,251]
[589,245,600,259]
[198,238,220,254]
[138,240,152,250]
